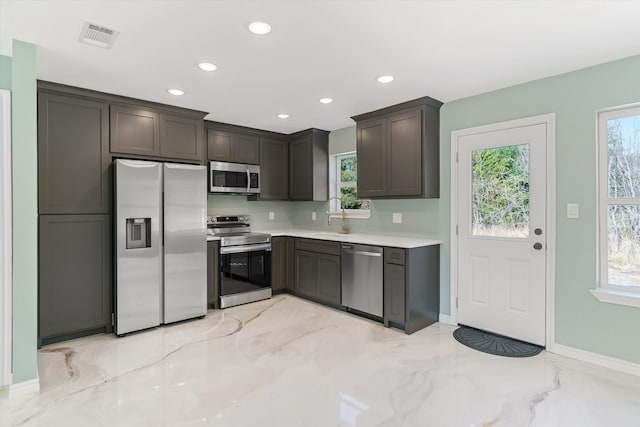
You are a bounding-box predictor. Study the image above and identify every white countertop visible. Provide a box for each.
[258,229,441,249]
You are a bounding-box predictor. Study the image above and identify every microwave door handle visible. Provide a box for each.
[246,169,250,192]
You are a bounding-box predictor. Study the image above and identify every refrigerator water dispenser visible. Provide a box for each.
[126,218,151,249]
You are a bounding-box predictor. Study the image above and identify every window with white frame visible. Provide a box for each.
[331,152,370,215]
[597,105,640,302]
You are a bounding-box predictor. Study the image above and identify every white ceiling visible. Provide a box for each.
[2,0,640,133]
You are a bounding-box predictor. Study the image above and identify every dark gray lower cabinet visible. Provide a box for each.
[383,245,439,334]
[271,237,294,292]
[294,239,341,305]
[39,214,111,345]
[207,241,220,308]
[384,263,405,325]
[295,250,317,299]
[315,253,341,305]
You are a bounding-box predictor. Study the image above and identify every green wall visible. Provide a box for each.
[10,40,38,384]
[0,55,11,90]
[440,55,640,363]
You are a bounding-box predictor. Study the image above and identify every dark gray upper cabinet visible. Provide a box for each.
[355,117,387,198]
[111,104,205,162]
[206,127,260,164]
[289,129,329,201]
[352,96,442,199]
[387,108,423,196]
[39,214,111,344]
[259,138,289,200]
[110,104,160,157]
[38,92,110,215]
[160,113,205,161]
[207,129,234,162]
[234,133,260,164]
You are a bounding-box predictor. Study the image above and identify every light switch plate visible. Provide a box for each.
[567,203,579,219]
[269,211,275,220]
[392,213,402,224]
[312,211,317,221]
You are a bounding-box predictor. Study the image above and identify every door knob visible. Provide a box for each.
[534,228,543,235]
[533,242,543,250]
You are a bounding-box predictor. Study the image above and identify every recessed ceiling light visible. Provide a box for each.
[377,75,394,84]
[318,97,333,104]
[276,113,289,119]
[248,21,271,35]
[167,88,185,96]
[198,62,218,71]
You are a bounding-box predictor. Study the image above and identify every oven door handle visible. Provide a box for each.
[220,243,272,254]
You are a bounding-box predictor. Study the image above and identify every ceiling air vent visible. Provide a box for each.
[78,22,118,49]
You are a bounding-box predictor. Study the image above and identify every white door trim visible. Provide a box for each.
[450,113,556,349]
[0,89,12,387]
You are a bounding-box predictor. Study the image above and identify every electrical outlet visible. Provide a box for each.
[392,213,402,224]
[567,203,579,219]
[269,211,275,220]
[312,211,317,221]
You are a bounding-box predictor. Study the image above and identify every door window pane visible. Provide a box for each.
[472,144,530,238]
[607,115,640,199]
[607,204,640,287]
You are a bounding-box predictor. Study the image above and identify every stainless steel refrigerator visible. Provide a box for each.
[114,159,207,335]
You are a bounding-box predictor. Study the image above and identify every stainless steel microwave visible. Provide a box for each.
[209,161,260,194]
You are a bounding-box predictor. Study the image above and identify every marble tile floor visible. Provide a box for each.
[1,294,639,427]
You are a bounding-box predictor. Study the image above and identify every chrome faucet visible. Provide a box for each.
[326,196,350,234]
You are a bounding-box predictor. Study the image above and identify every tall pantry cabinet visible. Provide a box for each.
[37,89,112,345]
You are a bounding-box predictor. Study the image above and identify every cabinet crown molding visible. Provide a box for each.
[351,95,442,123]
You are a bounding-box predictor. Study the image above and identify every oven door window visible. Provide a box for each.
[220,250,271,296]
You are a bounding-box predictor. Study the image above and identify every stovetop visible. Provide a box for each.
[207,214,270,246]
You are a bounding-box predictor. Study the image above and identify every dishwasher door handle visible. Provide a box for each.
[342,249,382,257]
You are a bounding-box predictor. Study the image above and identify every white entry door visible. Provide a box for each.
[457,123,547,346]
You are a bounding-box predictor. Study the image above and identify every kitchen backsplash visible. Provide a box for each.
[207,195,294,229]
[291,199,446,237]
[208,194,445,239]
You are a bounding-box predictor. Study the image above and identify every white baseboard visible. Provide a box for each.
[9,378,40,398]
[438,314,454,325]
[550,343,640,377]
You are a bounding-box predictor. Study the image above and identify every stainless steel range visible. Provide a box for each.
[208,215,272,308]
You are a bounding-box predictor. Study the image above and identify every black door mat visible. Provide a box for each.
[453,326,544,358]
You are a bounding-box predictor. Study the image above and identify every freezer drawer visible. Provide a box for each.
[341,243,383,316]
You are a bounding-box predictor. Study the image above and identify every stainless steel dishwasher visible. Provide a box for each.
[341,243,383,316]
